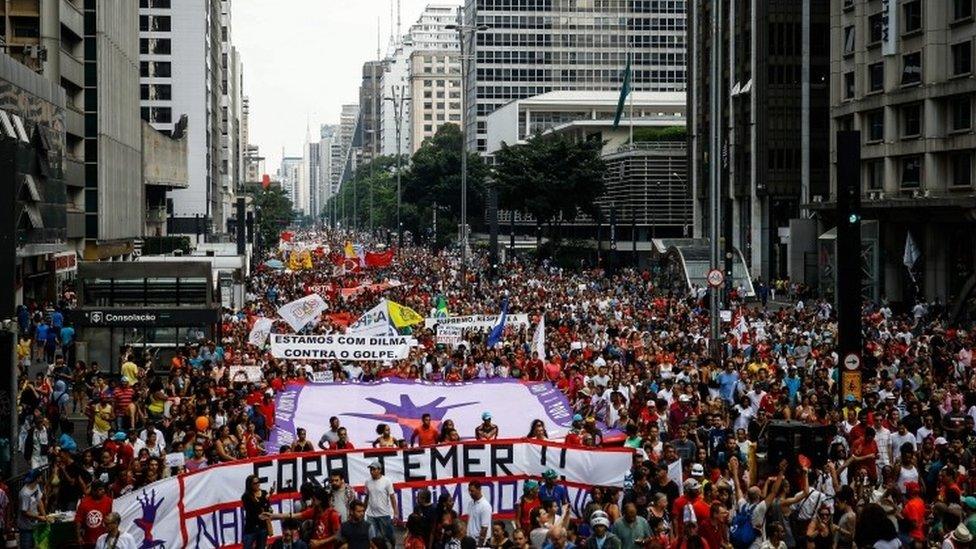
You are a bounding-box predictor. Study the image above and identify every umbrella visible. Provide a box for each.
[264,259,285,270]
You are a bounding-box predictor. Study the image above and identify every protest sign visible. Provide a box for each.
[267,378,596,450]
[247,317,274,347]
[113,440,633,548]
[436,324,463,347]
[269,334,416,361]
[277,294,326,332]
[229,365,263,383]
[423,313,530,330]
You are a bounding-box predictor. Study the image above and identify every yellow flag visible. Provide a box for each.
[344,241,356,259]
[387,300,423,328]
[288,251,301,270]
[301,250,313,270]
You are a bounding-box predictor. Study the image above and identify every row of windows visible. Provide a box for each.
[480,33,671,48]
[140,84,172,101]
[475,48,684,66]
[421,90,461,100]
[138,0,171,7]
[859,95,974,144]
[139,15,170,32]
[863,151,975,190]
[139,38,171,55]
[842,52,922,99]
[139,61,171,78]
[845,0,971,56]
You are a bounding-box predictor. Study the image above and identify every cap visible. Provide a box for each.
[952,524,973,543]
[482,411,492,421]
[524,480,539,490]
[112,432,126,441]
[368,460,382,470]
[542,468,558,479]
[573,414,583,422]
[691,463,705,477]
[590,516,610,528]
[963,496,976,510]
[679,394,691,402]
[935,436,949,446]
[683,478,701,491]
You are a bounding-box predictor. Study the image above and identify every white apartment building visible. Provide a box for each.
[140,0,225,235]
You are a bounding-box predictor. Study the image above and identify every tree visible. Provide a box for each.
[493,133,607,242]
[401,123,489,242]
[253,184,294,252]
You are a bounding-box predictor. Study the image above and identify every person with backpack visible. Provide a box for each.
[729,457,771,549]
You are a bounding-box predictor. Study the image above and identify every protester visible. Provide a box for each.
[94,512,137,549]
[364,461,397,548]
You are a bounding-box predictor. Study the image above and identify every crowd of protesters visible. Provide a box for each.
[6,228,976,549]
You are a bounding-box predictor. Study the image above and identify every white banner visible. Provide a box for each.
[533,318,546,361]
[113,441,633,548]
[436,324,463,347]
[269,334,416,361]
[277,294,326,332]
[268,378,602,451]
[229,365,263,383]
[347,299,398,337]
[881,0,898,56]
[248,317,274,347]
[424,313,530,330]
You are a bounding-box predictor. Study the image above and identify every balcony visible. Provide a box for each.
[59,0,83,38]
[60,49,83,88]
[64,156,84,188]
[65,106,83,138]
[66,210,85,239]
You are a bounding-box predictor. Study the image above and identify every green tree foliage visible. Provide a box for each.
[493,133,608,239]
[253,184,294,250]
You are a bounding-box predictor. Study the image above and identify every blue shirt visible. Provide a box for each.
[539,483,569,505]
[60,326,75,346]
[50,311,63,329]
[718,371,739,402]
[35,323,49,342]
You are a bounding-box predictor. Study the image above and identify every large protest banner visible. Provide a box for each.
[113,441,633,548]
[424,313,530,330]
[268,378,583,451]
[269,334,416,361]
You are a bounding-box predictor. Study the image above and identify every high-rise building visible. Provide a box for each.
[380,4,461,156]
[463,0,687,153]
[825,0,976,305]
[338,104,360,185]
[319,124,339,209]
[409,50,462,152]
[279,156,302,211]
[219,0,245,230]
[303,132,320,218]
[140,0,225,236]
[83,0,143,259]
[688,0,830,282]
[359,60,387,166]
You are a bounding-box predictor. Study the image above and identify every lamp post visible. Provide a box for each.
[446,17,490,275]
[385,86,410,250]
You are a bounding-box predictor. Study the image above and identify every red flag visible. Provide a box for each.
[364,249,394,268]
[327,312,357,328]
[261,174,271,189]
[280,230,294,242]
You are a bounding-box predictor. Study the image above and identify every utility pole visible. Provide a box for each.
[448,13,490,276]
[385,86,410,250]
[708,0,723,359]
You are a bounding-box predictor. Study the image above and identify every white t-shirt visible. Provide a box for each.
[95,532,138,549]
[365,475,395,517]
[890,432,917,462]
[466,496,493,539]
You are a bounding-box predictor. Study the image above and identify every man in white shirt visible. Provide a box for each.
[364,461,398,548]
[890,422,917,463]
[95,512,137,549]
[466,481,493,546]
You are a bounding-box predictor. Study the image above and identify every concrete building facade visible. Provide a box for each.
[140,0,225,237]
[688,0,831,283]
[826,0,976,308]
[409,49,462,152]
[463,0,687,154]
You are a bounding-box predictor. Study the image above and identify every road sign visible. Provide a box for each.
[707,269,725,288]
[843,352,860,371]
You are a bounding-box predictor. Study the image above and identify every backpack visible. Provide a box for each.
[729,503,758,549]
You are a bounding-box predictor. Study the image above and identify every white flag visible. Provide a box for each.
[903,231,920,269]
[277,293,326,332]
[347,299,397,337]
[668,458,684,495]
[248,317,274,347]
[533,317,546,361]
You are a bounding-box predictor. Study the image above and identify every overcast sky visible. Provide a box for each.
[233,0,461,174]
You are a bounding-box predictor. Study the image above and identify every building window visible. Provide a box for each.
[951,95,972,131]
[150,107,172,124]
[903,1,922,34]
[868,13,884,44]
[951,151,974,187]
[902,52,922,85]
[867,109,884,142]
[139,15,171,32]
[868,62,884,92]
[955,0,973,22]
[843,71,855,99]
[902,103,922,138]
[843,25,855,56]
[867,159,884,190]
[150,84,172,101]
[953,41,972,76]
[901,156,922,188]
[151,62,171,77]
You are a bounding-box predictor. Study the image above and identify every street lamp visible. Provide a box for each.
[446,19,490,274]
[384,86,410,251]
